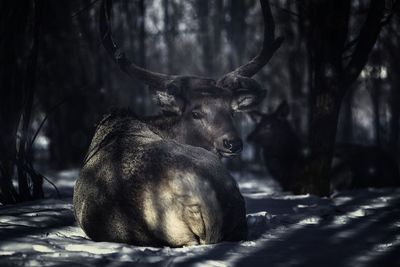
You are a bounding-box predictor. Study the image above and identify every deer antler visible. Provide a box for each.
[217,0,283,88]
[100,0,281,98]
[100,0,173,90]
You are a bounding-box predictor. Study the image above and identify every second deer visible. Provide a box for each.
[247,101,400,193]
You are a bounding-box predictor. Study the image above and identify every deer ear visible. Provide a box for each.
[232,89,267,112]
[153,84,186,115]
[275,100,290,118]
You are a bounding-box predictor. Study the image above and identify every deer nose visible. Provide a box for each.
[223,139,243,153]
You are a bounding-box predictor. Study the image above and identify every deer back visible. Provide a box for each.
[73,112,247,246]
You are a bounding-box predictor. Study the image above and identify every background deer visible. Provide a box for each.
[73,0,283,247]
[247,101,400,193]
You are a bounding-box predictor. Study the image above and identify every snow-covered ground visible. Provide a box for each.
[1,169,399,267]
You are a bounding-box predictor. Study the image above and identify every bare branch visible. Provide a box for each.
[342,37,359,53]
[72,0,101,18]
[270,2,301,19]
[380,0,400,26]
[28,99,66,154]
[344,0,386,86]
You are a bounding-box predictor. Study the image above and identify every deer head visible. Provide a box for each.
[247,101,291,144]
[247,100,305,161]
[100,0,283,156]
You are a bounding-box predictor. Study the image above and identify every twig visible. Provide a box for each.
[41,174,61,199]
[343,37,359,52]
[280,7,301,19]
[13,159,61,199]
[28,99,66,153]
[72,0,101,18]
[269,2,301,17]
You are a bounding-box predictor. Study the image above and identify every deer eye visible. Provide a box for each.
[192,111,203,120]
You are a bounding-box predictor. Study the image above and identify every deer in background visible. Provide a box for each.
[73,0,283,247]
[247,101,400,193]
[247,101,305,191]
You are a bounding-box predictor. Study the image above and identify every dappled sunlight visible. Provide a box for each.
[65,244,119,255]
[0,0,399,264]
[297,216,321,225]
[352,88,375,142]
[1,170,399,266]
[331,208,367,226]
[345,235,400,267]
[32,245,55,253]
[232,171,281,196]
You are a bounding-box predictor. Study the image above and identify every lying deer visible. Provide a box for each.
[73,0,283,247]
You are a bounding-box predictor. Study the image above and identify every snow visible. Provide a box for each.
[1,169,400,266]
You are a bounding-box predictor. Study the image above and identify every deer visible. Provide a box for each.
[247,101,304,192]
[73,0,283,247]
[247,101,400,193]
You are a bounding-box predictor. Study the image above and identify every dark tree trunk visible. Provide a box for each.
[136,0,149,115]
[341,87,355,143]
[226,0,247,69]
[17,0,43,200]
[38,0,102,169]
[0,1,28,203]
[390,81,400,154]
[212,0,223,75]
[163,0,176,74]
[0,0,43,203]
[296,0,350,195]
[197,1,214,76]
[384,16,400,154]
[296,0,385,196]
[138,0,146,69]
[371,75,382,146]
[286,0,306,133]
[388,45,400,155]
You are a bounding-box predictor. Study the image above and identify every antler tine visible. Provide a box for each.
[100,0,172,90]
[220,0,283,80]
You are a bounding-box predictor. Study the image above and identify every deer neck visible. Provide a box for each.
[144,114,185,143]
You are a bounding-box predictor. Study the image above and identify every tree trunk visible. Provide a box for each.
[197,1,213,76]
[226,0,247,69]
[387,36,400,154]
[212,0,223,75]
[341,87,355,143]
[0,0,43,203]
[296,0,349,195]
[371,75,381,146]
[163,0,176,74]
[297,0,384,196]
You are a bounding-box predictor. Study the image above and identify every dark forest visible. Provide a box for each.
[0,0,399,266]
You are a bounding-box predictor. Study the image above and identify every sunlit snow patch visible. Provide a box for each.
[32,244,55,253]
[298,216,321,225]
[194,260,228,267]
[65,244,119,255]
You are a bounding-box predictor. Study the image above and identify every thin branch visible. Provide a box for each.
[13,159,60,198]
[342,37,359,52]
[344,0,386,86]
[280,8,301,20]
[28,99,66,153]
[344,1,398,55]
[41,174,61,198]
[270,2,301,18]
[71,0,101,18]
[380,0,400,26]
